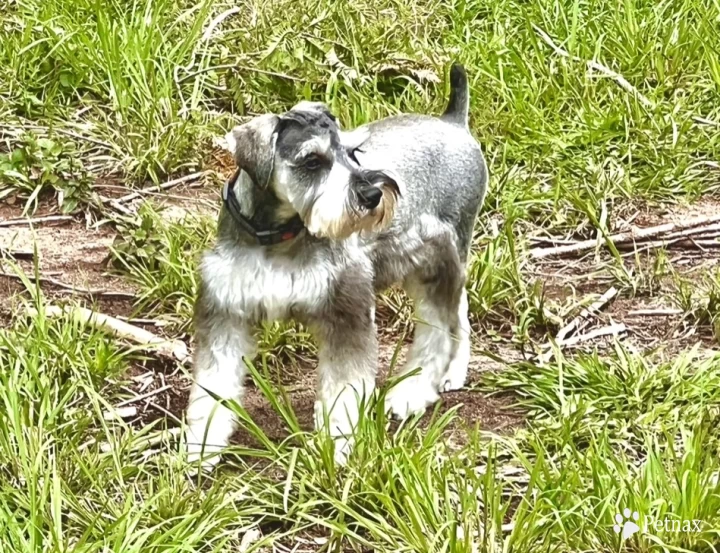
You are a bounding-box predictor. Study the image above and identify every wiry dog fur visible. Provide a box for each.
[185,65,488,469]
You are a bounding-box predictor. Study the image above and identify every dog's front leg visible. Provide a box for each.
[185,314,255,471]
[313,304,377,465]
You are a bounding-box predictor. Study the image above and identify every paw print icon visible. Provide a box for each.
[614,508,641,540]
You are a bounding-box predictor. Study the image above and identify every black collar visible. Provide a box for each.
[222,169,305,246]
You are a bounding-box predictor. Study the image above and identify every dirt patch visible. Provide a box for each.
[1,211,139,324]
[1,219,124,285]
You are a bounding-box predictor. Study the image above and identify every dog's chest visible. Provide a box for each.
[201,247,332,322]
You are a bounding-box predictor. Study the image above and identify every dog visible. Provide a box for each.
[185,64,488,469]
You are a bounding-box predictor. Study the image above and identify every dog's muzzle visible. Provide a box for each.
[352,167,401,212]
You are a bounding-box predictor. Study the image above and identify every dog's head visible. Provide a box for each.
[225,103,399,240]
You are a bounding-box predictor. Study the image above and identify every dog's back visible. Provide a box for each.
[354,64,488,266]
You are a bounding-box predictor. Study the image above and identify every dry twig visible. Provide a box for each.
[146,402,183,425]
[0,215,74,227]
[0,248,34,260]
[112,171,209,205]
[557,323,627,349]
[116,385,173,407]
[615,237,720,252]
[29,305,189,363]
[556,287,618,341]
[628,308,683,317]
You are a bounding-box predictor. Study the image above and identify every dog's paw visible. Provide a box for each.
[385,378,439,420]
[439,367,467,392]
[186,451,222,474]
[184,436,223,474]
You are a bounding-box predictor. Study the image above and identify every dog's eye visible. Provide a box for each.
[303,155,322,170]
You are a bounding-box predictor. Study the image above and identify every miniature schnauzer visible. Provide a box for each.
[185,64,488,468]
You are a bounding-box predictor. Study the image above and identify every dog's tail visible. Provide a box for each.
[441,63,469,127]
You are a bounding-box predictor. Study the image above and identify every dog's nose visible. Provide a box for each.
[358,185,382,209]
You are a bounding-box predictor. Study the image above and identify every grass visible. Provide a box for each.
[3,0,720,551]
[2,289,720,551]
[480,346,720,551]
[0,131,92,213]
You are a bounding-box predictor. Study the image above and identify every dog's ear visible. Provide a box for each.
[364,168,401,197]
[225,114,280,188]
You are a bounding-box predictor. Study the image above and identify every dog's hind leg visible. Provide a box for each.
[185,312,255,471]
[439,210,477,393]
[385,236,465,419]
[439,287,470,391]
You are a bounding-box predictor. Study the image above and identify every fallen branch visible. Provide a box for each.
[0,215,74,227]
[29,305,189,363]
[556,287,618,342]
[0,270,135,299]
[686,239,720,248]
[676,232,720,241]
[530,215,720,259]
[615,237,720,252]
[528,236,579,246]
[665,222,720,240]
[97,195,134,216]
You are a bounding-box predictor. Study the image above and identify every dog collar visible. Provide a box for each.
[222,169,305,246]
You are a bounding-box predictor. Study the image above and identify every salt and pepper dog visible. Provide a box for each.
[185,64,488,468]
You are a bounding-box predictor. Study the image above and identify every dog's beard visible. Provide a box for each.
[306,185,398,240]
